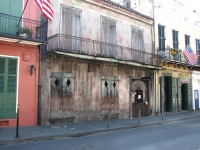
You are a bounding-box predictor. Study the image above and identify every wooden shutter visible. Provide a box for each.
[0,0,23,35]
[63,73,74,111]
[61,6,81,51]
[0,57,17,119]
[196,39,200,64]
[101,76,119,110]
[132,28,144,51]
[171,77,176,112]
[187,79,192,110]
[110,77,119,110]
[50,73,63,119]
[160,76,164,113]
[177,78,181,111]
[101,17,116,57]
[158,25,165,51]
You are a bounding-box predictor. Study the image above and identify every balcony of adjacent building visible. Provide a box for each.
[157,46,200,70]
[0,13,47,45]
[47,34,161,69]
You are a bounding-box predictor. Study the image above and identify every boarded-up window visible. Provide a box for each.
[50,72,75,119]
[101,17,117,57]
[101,76,119,110]
[60,6,81,51]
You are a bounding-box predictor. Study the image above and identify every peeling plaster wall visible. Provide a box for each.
[40,56,153,123]
[48,0,153,52]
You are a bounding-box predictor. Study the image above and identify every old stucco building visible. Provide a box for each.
[39,0,161,124]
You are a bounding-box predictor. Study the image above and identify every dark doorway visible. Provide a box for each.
[181,84,188,110]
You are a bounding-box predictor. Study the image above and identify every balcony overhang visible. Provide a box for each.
[0,35,46,46]
[161,59,200,71]
[50,51,162,70]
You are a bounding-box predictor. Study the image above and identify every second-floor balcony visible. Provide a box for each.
[0,13,47,45]
[158,46,200,66]
[48,34,160,67]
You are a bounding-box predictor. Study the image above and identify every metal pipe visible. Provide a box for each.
[15,104,19,138]
[17,0,29,26]
[138,108,140,124]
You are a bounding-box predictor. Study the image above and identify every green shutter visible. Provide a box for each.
[0,0,23,16]
[177,78,181,111]
[187,79,192,110]
[0,57,17,119]
[171,77,176,112]
[0,0,23,35]
[160,76,164,113]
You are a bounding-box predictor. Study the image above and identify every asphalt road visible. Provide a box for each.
[1,118,200,150]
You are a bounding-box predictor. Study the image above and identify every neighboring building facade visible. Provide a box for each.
[40,0,161,124]
[135,0,200,113]
[0,0,47,126]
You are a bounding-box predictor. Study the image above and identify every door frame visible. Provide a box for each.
[129,76,150,118]
[0,54,20,114]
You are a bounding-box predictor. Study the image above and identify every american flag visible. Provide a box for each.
[34,0,54,21]
[183,45,197,65]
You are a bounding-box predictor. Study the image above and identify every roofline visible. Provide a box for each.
[102,0,154,21]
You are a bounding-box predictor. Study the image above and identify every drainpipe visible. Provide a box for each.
[38,46,42,125]
[152,0,158,114]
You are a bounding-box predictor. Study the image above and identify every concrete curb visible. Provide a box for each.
[1,115,200,146]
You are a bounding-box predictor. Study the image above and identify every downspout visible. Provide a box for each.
[152,0,158,114]
[37,45,42,126]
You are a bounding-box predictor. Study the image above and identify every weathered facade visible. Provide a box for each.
[40,0,161,124]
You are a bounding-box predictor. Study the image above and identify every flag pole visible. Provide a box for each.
[17,0,29,26]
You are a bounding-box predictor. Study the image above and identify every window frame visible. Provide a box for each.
[185,34,190,48]
[172,30,179,50]
[158,24,165,51]
[0,55,19,115]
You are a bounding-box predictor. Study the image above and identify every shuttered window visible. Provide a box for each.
[172,30,179,49]
[158,25,165,51]
[196,39,200,64]
[61,6,81,37]
[131,27,144,51]
[0,57,17,119]
[101,17,117,57]
[60,6,81,51]
[101,17,116,44]
[185,35,190,48]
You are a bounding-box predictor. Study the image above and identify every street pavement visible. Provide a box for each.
[1,110,200,146]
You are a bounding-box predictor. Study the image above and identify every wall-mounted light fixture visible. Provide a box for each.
[30,65,36,75]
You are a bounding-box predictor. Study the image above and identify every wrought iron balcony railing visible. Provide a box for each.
[0,13,47,43]
[158,46,200,65]
[48,34,160,66]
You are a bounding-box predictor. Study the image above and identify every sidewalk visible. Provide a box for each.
[1,110,200,146]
